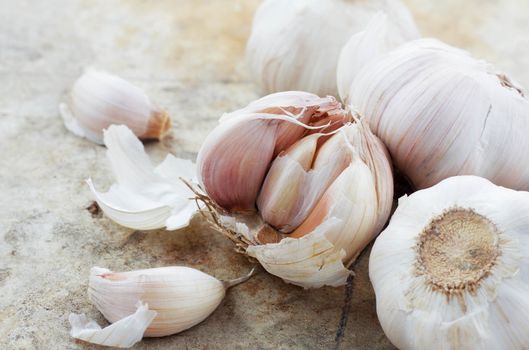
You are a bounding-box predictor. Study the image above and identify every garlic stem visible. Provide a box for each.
[222,267,258,289]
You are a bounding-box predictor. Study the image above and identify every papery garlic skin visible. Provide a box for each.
[60,69,171,144]
[89,125,198,231]
[246,0,419,97]
[88,266,226,337]
[348,39,529,190]
[69,302,156,348]
[370,176,529,350]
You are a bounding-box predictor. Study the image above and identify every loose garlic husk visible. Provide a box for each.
[88,125,198,231]
[347,39,529,190]
[195,91,393,288]
[246,0,419,97]
[69,266,255,348]
[369,176,529,350]
[60,69,171,144]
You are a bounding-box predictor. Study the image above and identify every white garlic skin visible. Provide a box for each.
[369,176,529,350]
[61,69,171,144]
[89,266,225,337]
[246,0,419,97]
[348,39,529,190]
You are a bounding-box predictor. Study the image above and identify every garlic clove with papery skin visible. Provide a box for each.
[369,176,529,350]
[89,125,198,231]
[60,69,171,144]
[196,91,348,213]
[348,38,529,191]
[246,0,419,97]
[70,266,256,348]
[196,93,394,288]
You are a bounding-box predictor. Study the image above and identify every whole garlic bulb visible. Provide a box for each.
[370,176,529,350]
[60,69,171,144]
[196,91,393,288]
[70,266,255,348]
[246,0,419,97]
[347,39,529,190]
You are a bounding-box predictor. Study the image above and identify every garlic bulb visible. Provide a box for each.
[196,91,393,288]
[246,0,419,97]
[60,69,171,144]
[89,125,198,231]
[337,12,406,103]
[70,266,255,348]
[369,176,529,350]
[347,39,529,190]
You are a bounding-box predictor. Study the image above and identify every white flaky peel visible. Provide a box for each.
[370,176,529,350]
[89,125,198,230]
[196,92,393,288]
[246,0,419,97]
[348,39,529,190]
[60,69,171,144]
[69,302,156,349]
[70,266,255,347]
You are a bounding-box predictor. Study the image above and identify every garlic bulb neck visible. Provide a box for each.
[416,207,500,295]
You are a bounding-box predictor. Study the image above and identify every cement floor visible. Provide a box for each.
[1,0,528,349]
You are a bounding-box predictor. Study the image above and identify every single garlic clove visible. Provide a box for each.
[369,176,529,350]
[70,266,255,347]
[60,69,171,144]
[89,125,198,230]
[349,38,529,190]
[197,92,348,212]
[246,0,419,97]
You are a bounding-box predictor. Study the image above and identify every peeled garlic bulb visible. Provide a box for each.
[70,266,255,348]
[246,0,419,97]
[348,39,529,190]
[196,91,393,288]
[60,69,171,144]
[370,176,529,350]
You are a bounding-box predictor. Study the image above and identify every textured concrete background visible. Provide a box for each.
[1,1,528,349]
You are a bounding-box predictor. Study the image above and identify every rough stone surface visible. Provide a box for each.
[1,1,528,349]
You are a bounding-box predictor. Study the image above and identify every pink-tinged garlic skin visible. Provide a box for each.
[198,92,394,288]
[197,117,279,211]
[197,92,347,212]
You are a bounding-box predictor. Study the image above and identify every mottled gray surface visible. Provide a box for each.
[1,1,528,349]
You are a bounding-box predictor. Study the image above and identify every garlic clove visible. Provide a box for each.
[60,69,171,144]
[197,92,348,212]
[257,132,352,233]
[369,176,529,350]
[69,302,156,349]
[246,0,419,97]
[291,153,378,264]
[89,125,197,230]
[72,265,255,343]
